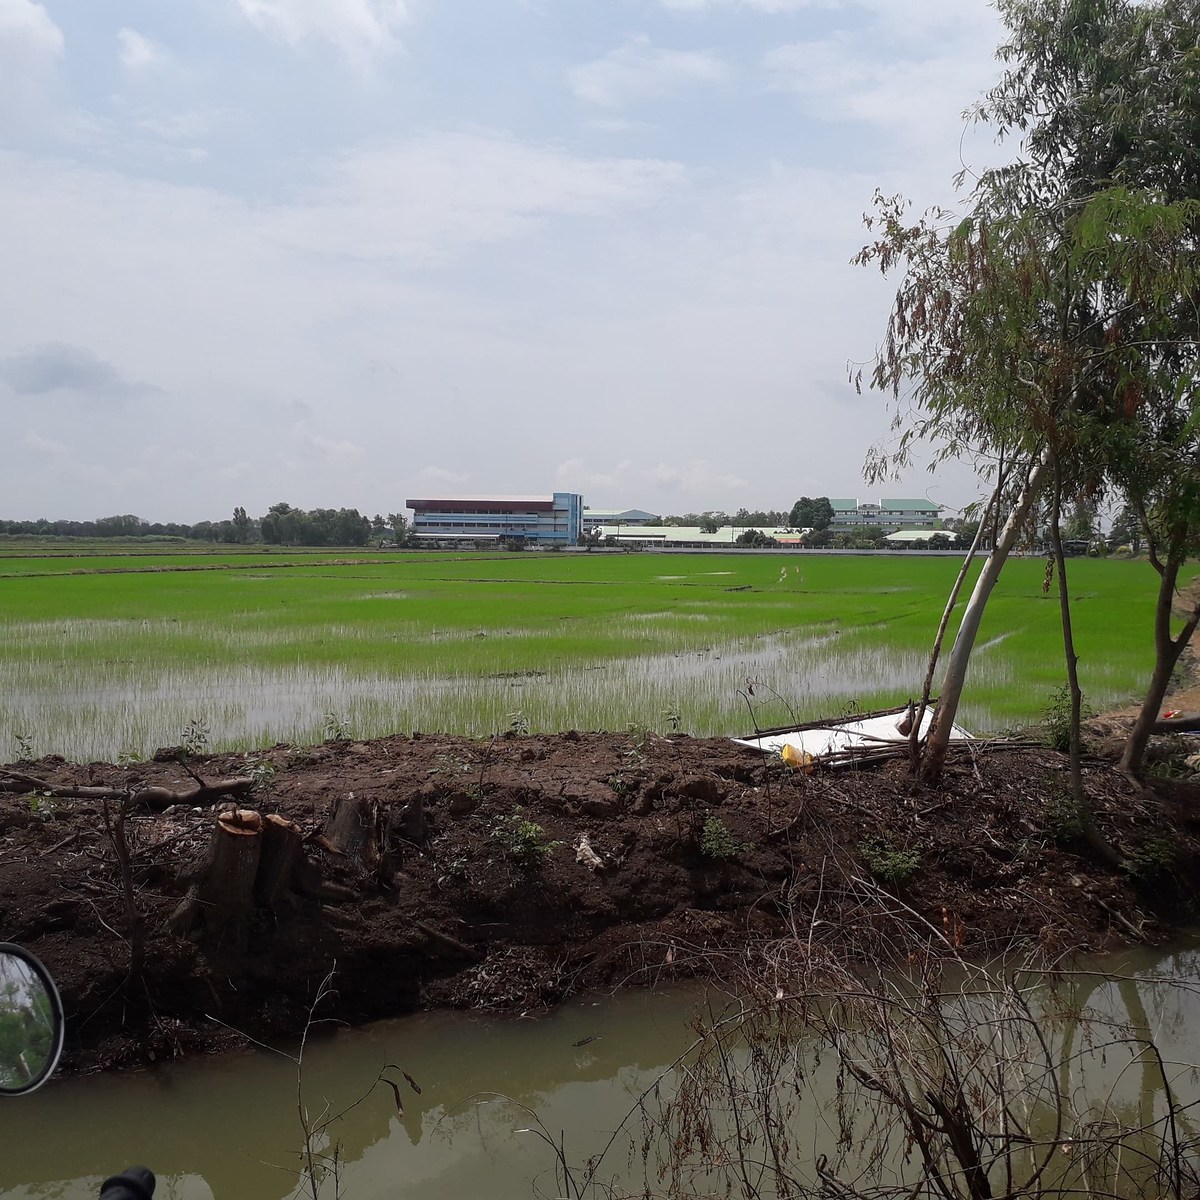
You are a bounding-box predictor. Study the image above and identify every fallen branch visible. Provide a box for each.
[1153,712,1200,734]
[415,920,479,959]
[0,769,255,811]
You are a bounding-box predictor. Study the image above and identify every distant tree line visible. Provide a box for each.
[0,505,411,548]
[646,508,789,531]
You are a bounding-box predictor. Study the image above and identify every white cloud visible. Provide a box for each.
[558,458,752,502]
[272,131,686,263]
[585,118,655,134]
[415,465,470,487]
[0,0,60,52]
[568,35,727,109]
[764,26,1002,151]
[645,460,751,495]
[291,425,366,462]
[117,28,169,74]
[23,430,69,456]
[0,0,63,129]
[662,0,834,10]
[235,0,410,64]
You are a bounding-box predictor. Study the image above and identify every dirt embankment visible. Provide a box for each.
[3,724,1200,1077]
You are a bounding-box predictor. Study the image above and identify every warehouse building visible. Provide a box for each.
[406,493,583,545]
[828,498,943,532]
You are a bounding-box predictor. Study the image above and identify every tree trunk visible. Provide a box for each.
[169,809,263,940]
[326,793,381,870]
[909,480,1000,771]
[254,813,305,910]
[922,452,1051,784]
[1047,467,1120,868]
[1120,560,1200,777]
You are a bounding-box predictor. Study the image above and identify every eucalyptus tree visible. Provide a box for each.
[857,0,1200,783]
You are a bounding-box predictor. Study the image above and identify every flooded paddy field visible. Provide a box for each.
[0,549,1189,760]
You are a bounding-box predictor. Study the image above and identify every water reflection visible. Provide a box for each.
[0,628,993,761]
[3,945,1200,1199]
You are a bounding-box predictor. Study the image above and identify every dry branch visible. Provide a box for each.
[0,769,255,811]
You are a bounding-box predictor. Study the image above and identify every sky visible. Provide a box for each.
[0,0,1016,524]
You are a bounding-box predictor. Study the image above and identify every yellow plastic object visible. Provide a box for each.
[780,743,815,773]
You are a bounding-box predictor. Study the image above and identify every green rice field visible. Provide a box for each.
[0,549,1194,762]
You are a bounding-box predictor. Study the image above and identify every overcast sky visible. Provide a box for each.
[0,0,1013,523]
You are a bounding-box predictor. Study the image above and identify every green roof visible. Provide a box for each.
[880,499,942,511]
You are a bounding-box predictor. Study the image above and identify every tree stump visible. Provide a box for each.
[326,794,381,870]
[254,814,305,910]
[169,809,263,941]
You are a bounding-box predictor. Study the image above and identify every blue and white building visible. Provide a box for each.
[406,493,583,545]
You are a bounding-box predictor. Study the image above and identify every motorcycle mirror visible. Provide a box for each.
[0,944,65,1096]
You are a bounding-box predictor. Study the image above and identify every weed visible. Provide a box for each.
[1125,838,1176,888]
[323,711,350,742]
[247,758,277,792]
[1043,786,1085,845]
[437,855,470,887]
[508,710,530,736]
[116,748,143,768]
[608,771,630,795]
[179,718,210,758]
[661,705,683,734]
[1040,685,1094,754]
[434,752,472,779]
[1145,738,1196,780]
[860,837,921,886]
[493,808,557,871]
[700,816,752,861]
[28,792,57,820]
[626,722,653,755]
[12,731,34,761]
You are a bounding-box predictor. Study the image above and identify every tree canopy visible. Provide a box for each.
[856,0,1200,780]
[788,497,835,530]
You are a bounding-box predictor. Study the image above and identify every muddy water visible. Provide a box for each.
[4,946,1200,1200]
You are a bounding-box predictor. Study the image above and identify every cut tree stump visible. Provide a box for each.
[169,809,263,940]
[326,794,382,870]
[255,813,305,910]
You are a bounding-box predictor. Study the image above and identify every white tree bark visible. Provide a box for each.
[922,450,1051,782]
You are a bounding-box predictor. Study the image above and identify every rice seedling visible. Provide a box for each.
[0,550,1189,760]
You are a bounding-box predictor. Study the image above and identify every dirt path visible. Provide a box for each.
[3,726,1199,1078]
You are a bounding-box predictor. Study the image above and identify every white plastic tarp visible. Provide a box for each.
[733,707,972,759]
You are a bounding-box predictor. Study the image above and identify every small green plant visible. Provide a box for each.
[508,710,530,736]
[28,792,57,820]
[1040,685,1095,754]
[1125,838,1176,888]
[1043,786,1085,845]
[116,747,143,769]
[626,722,653,754]
[493,808,557,870]
[437,855,470,887]
[179,718,210,758]
[12,731,34,761]
[860,837,921,886]
[700,816,752,861]
[323,711,350,742]
[247,758,277,792]
[607,771,630,795]
[661,706,683,734]
[434,752,472,779]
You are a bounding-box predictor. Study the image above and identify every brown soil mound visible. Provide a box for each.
[3,731,1199,1077]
